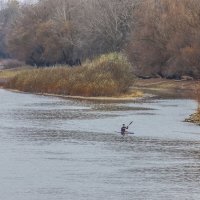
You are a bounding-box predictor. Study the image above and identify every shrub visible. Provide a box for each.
[6,53,135,97]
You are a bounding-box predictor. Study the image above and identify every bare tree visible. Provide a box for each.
[127,0,200,78]
[6,0,138,64]
[6,0,76,65]
[0,0,20,58]
[76,0,138,58]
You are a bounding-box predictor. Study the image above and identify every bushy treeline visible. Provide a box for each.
[0,0,19,58]
[6,53,134,96]
[128,0,200,78]
[1,0,200,78]
[0,0,134,66]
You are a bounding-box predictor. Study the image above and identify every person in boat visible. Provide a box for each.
[121,124,128,136]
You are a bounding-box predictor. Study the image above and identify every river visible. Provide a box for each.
[0,89,200,200]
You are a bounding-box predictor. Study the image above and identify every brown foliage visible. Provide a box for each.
[127,0,200,79]
[2,0,200,80]
[6,0,75,66]
[3,0,137,65]
[6,53,134,97]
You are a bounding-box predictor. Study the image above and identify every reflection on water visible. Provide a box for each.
[0,89,200,200]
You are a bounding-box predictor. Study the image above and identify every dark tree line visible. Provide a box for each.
[1,0,200,78]
[0,0,20,58]
[1,0,136,66]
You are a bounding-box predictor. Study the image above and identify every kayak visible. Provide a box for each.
[115,131,135,135]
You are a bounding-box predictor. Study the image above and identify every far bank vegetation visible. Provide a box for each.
[1,0,200,123]
[0,0,200,99]
[0,0,200,79]
[6,53,135,97]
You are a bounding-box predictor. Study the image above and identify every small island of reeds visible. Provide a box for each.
[5,53,137,98]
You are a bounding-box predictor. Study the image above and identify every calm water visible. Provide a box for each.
[0,89,200,200]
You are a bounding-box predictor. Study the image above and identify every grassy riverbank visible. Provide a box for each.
[0,69,22,79]
[4,53,137,97]
[1,59,200,124]
[0,67,29,87]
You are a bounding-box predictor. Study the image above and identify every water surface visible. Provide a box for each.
[0,89,200,200]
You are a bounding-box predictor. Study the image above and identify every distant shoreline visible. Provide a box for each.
[1,76,199,98]
[133,78,199,97]
[5,88,149,102]
[1,76,199,100]
[1,74,199,124]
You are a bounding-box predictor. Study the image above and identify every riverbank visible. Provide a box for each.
[133,78,199,98]
[1,67,200,124]
[0,72,199,100]
[0,68,144,101]
[0,67,29,87]
[4,53,137,97]
[185,111,200,125]
[7,88,145,102]
[134,78,200,125]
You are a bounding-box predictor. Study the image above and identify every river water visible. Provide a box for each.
[0,89,200,200]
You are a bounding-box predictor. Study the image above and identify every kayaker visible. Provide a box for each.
[121,124,128,136]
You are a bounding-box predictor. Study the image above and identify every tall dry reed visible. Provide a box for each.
[6,53,135,97]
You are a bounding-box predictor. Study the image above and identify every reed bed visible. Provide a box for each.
[6,53,135,97]
[0,69,20,79]
[0,68,26,87]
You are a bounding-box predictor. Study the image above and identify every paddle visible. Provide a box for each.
[127,121,133,128]
[126,121,135,134]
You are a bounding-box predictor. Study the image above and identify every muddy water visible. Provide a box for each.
[0,89,200,200]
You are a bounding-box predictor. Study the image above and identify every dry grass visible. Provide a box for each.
[0,66,31,79]
[116,90,143,98]
[6,53,135,97]
[185,110,200,125]
[186,83,200,125]
[0,69,20,79]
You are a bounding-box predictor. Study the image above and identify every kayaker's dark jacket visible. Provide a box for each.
[121,125,128,135]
